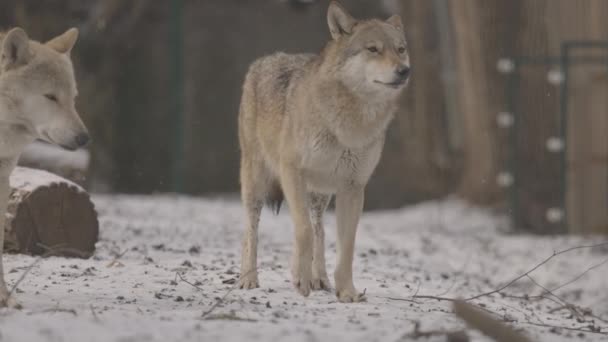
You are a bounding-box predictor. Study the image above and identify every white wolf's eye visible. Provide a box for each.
[367,46,379,53]
[45,94,58,102]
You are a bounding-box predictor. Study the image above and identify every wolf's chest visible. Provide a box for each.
[300,130,381,191]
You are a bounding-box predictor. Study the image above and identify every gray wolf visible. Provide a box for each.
[0,27,89,308]
[238,1,410,302]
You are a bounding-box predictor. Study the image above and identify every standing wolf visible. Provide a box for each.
[238,2,410,302]
[0,27,89,307]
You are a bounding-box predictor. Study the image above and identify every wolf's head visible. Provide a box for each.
[325,2,410,98]
[0,27,89,151]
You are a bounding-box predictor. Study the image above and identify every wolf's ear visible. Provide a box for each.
[1,28,32,71]
[386,15,404,32]
[46,28,79,54]
[327,2,357,40]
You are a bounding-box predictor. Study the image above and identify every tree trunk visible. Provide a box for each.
[449,0,503,203]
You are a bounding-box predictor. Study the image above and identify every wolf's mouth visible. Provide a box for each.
[40,131,77,151]
[59,143,79,151]
[373,80,406,89]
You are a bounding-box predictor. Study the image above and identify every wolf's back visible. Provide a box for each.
[238,52,315,153]
[241,52,315,119]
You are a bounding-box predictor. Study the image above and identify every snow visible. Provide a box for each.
[0,195,607,342]
[9,167,85,193]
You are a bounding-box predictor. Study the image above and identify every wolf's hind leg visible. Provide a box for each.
[239,159,265,290]
[309,193,331,291]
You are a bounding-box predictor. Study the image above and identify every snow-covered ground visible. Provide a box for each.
[0,195,607,341]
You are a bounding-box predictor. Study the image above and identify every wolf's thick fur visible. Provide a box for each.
[0,27,89,307]
[238,2,410,302]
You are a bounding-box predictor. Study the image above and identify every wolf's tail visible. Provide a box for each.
[266,181,284,215]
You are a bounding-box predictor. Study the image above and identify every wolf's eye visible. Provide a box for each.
[398,47,406,54]
[367,46,379,53]
[45,94,58,102]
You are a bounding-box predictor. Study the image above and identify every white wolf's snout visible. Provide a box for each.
[38,110,90,151]
[54,130,90,151]
[43,124,90,151]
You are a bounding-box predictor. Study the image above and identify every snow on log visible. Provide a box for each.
[4,167,98,258]
[18,142,90,185]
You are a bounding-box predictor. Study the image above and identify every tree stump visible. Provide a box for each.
[4,167,98,258]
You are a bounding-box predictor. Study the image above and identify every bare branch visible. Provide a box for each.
[175,270,255,319]
[465,242,608,301]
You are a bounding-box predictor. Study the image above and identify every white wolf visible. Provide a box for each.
[0,27,89,307]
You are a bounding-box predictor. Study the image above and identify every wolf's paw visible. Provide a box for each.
[311,276,331,291]
[292,264,312,297]
[238,272,259,290]
[336,286,366,303]
[292,252,313,297]
[0,295,22,309]
[293,275,312,297]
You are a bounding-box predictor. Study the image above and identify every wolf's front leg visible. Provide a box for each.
[280,163,313,297]
[0,174,20,308]
[334,186,365,303]
[309,193,331,291]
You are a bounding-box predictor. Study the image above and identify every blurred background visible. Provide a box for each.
[1,0,607,235]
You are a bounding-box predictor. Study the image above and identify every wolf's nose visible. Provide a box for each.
[396,65,411,79]
[75,133,90,147]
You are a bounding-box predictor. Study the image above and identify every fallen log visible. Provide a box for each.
[3,167,98,258]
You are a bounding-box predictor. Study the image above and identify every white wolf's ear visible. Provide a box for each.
[328,2,357,40]
[46,28,79,54]
[386,15,404,32]
[1,28,33,71]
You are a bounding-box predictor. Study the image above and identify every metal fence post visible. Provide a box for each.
[169,0,185,193]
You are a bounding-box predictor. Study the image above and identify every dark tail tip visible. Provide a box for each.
[266,182,284,215]
[267,198,283,215]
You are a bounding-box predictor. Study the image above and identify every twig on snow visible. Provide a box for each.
[465,242,608,301]
[106,248,129,268]
[175,270,255,319]
[175,272,205,292]
[521,320,608,336]
[379,296,420,304]
[412,295,459,302]
[401,320,469,341]
[8,244,89,301]
[90,304,100,322]
[388,242,608,337]
[28,307,78,316]
[549,257,608,294]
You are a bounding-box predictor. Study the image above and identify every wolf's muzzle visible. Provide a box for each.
[60,132,89,151]
[395,65,411,81]
[74,132,90,148]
